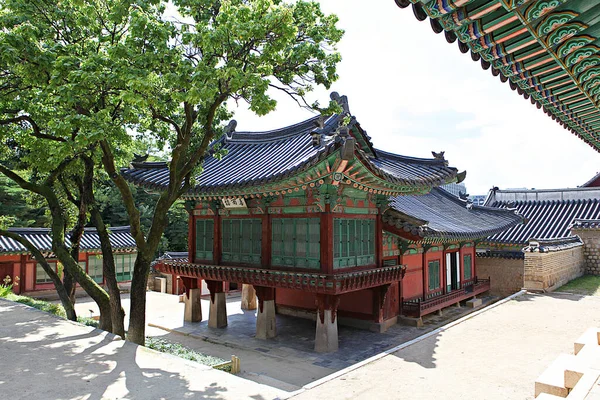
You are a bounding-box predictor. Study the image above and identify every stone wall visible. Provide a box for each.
[476,257,524,297]
[523,246,585,292]
[572,228,600,276]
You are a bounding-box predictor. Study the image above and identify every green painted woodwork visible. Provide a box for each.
[271,218,320,269]
[87,256,104,284]
[333,218,375,269]
[428,260,441,291]
[35,263,54,284]
[195,219,214,261]
[383,232,401,257]
[464,254,473,280]
[115,253,135,282]
[221,219,261,264]
[402,0,600,152]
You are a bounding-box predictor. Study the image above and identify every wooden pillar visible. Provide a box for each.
[422,248,427,301]
[373,284,391,324]
[261,213,271,268]
[315,294,340,352]
[241,284,257,310]
[180,277,201,322]
[206,280,227,328]
[255,286,276,339]
[213,213,221,265]
[375,214,383,267]
[188,210,196,264]
[320,205,333,274]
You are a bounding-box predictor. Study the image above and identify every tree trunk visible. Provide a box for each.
[62,268,77,305]
[0,230,77,321]
[127,252,152,345]
[90,209,126,338]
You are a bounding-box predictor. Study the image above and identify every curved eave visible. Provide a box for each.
[396,0,600,153]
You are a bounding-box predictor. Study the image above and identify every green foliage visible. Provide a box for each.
[1,292,67,318]
[145,337,227,367]
[0,284,12,297]
[0,176,50,227]
[557,275,600,296]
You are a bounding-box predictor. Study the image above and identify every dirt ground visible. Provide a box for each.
[291,292,600,400]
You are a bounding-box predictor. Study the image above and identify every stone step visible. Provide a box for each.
[535,354,578,398]
[574,328,600,355]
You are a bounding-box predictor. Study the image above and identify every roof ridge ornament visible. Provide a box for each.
[330,91,350,115]
[224,120,237,141]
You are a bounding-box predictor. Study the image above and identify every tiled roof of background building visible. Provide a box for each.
[0,226,136,254]
[483,187,600,245]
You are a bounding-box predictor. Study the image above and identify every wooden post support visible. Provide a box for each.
[315,294,340,352]
[206,280,227,328]
[255,286,276,339]
[241,284,257,310]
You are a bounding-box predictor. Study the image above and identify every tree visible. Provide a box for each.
[0,0,343,344]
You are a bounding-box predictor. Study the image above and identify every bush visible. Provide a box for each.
[145,337,227,368]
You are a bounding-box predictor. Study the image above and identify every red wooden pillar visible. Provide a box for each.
[188,210,196,263]
[421,247,427,301]
[320,205,333,275]
[213,213,221,265]
[261,213,271,268]
[375,214,383,267]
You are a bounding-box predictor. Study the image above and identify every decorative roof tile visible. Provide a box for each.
[0,226,136,254]
[383,187,523,242]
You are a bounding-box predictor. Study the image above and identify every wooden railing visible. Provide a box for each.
[160,262,406,295]
[402,277,490,318]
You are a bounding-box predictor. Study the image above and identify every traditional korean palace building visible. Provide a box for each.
[395,0,600,153]
[477,187,600,295]
[0,226,137,294]
[123,95,521,352]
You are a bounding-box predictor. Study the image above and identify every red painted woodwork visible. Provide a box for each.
[320,205,333,275]
[159,262,405,295]
[255,286,276,312]
[276,288,316,309]
[401,253,423,300]
[316,294,340,323]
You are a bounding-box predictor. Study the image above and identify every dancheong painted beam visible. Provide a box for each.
[396,0,600,152]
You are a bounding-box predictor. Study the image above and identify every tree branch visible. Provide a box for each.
[0,115,66,142]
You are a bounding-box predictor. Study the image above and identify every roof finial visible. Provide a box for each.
[330,91,350,115]
[224,119,237,141]
[431,151,445,160]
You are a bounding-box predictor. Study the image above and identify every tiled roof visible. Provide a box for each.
[522,236,583,253]
[395,0,600,153]
[121,112,459,197]
[572,218,600,230]
[581,172,600,188]
[483,188,600,245]
[383,187,523,242]
[0,226,136,254]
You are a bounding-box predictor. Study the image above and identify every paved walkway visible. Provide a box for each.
[0,299,285,400]
[290,292,600,400]
[70,291,496,389]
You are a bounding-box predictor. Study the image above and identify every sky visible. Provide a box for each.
[227,0,600,195]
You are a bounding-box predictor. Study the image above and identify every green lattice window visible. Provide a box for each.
[87,255,104,284]
[272,218,320,269]
[464,254,472,280]
[333,218,375,269]
[195,219,214,261]
[221,219,261,264]
[115,253,135,282]
[428,260,440,291]
[35,263,54,284]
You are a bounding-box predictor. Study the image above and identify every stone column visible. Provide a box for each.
[206,280,227,328]
[183,288,202,322]
[241,284,257,310]
[315,294,340,353]
[255,286,276,339]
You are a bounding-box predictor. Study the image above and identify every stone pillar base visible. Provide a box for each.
[184,288,202,322]
[256,300,276,339]
[241,284,257,310]
[315,309,338,353]
[208,292,227,328]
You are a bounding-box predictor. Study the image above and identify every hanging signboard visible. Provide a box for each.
[221,198,247,209]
